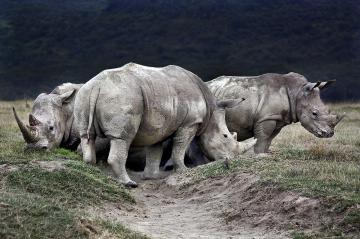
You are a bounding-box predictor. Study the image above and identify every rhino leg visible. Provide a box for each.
[142,143,163,179]
[186,139,210,166]
[81,136,96,164]
[108,138,137,188]
[254,120,278,154]
[171,126,197,172]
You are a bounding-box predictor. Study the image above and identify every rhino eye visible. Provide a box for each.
[49,126,54,131]
[223,134,228,138]
[312,112,318,117]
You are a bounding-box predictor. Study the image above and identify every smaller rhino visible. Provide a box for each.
[13,83,83,150]
[207,72,345,154]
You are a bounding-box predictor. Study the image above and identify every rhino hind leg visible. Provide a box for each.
[142,143,163,179]
[171,126,197,172]
[81,137,96,164]
[108,138,137,188]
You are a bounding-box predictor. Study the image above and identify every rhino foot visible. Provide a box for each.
[122,180,138,188]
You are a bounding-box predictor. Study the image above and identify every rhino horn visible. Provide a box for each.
[334,112,346,125]
[13,107,39,143]
[318,80,336,90]
[236,138,257,154]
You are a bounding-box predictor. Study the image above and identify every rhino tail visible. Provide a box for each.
[86,87,100,140]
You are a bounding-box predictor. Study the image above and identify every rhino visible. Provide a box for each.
[74,63,256,187]
[12,82,224,169]
[207,72,345,154]
[13,83,83,150]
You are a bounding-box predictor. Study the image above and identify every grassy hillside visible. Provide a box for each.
[0,101,148,239]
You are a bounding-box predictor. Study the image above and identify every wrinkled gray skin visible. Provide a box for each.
[13,83,83,150]
[13,82,236,170]
[207,72,345,154]
[74,63,255,187]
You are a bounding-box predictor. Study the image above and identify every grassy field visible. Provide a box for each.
[184,102,360,238]
[0,100,359,238]
[0,101,148,239]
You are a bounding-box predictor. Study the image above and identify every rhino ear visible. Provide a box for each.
[217,98,246,109]
[318,80,336,90]
[304,82,321,95]
[231,132,238,140]
[53,90,76,106]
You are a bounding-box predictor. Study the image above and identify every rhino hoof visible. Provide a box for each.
[124,180,138,188]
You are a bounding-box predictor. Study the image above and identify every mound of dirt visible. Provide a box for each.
[179,173,322,233]
[88,170,289,238]
[87,164,358,238]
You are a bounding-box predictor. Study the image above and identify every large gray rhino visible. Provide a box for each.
[207,72,345,154]
[74,63,256,187]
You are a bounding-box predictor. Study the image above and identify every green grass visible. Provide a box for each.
[0,192,87,239]
[4,162,134,207]
[0,160,137,238]
[2,100,360,238]
[99,220,150,239]
[0,101,143,239]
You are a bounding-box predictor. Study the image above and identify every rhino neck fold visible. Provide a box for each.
[285,86,299,123]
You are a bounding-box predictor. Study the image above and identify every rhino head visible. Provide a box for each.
[198,98,256,161]
[13,89,76,150]
[296,80,345,138]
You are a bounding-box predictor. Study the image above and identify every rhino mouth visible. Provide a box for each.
[314,129,334,138]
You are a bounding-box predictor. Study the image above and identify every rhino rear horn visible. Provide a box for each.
[319,80,336,90]
[29,114,41,126]
[335,112,346,125]
[13,107,39,143]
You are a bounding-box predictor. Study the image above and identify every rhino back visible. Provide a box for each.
[76,63,210,146]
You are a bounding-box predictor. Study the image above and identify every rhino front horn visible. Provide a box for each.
[335,112,346,125]
[12,107,39,143]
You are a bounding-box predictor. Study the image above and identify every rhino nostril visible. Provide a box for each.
[41,146,48,150]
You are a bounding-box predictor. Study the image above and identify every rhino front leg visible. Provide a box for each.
[107,138,137,188]
[142,143,163,179]
[171,126,197,172]
[254,120,277,154]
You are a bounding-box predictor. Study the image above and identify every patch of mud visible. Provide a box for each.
[0,164,19,173]
[30,160,66,172]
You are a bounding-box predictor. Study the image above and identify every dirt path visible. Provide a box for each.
[89,171,289,239]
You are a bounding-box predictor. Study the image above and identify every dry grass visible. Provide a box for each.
[185,102,360,238]
[1,100,360,238]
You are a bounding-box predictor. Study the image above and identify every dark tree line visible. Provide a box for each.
[0,0,359,101]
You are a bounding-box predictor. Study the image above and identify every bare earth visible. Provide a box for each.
[88,170,293,239]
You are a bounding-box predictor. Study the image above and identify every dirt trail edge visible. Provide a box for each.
[88,170,294,239]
